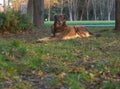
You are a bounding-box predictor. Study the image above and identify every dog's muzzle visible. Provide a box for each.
[56,20,63,24]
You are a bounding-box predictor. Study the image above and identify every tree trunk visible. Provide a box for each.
[115,0,120,31]
[39,0,44,26]
[27,0,33,23]
[80,6,85,20]
[92,0,97,20]
[60,0,63,14]
[73,0,78,20]
[68,0,73,21]
[86,0,91,20]
[33,0,44,27]
[99,0,105,20]
[48,0,50,21]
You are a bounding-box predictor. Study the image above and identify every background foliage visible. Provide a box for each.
[0,11,32,33]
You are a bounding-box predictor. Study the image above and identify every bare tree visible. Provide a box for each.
[67,0,73,21]
[92,0,97,20]
[80,0,88,20]
[86,0,92,20]
[107,0,114,20]
[44,0,116,21]
[73,0,78,20]
[27,0,33,22]
[67,0,79,21]
[39,0,44,26]
[115,0,120,31]
[48,0,51,21]
[60,0,64,14]
[27,0,44,27]
[99,0,105,20]
[33,0,44,27]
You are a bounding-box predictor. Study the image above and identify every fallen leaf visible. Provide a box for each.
[38,71,44,77]
[58,72,66,81]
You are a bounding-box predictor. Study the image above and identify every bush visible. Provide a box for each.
[0,11,33,33]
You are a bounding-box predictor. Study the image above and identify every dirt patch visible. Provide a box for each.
[0,30,50,42]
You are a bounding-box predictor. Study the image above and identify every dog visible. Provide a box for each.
[51,14,92,40]
[37,14,92,42]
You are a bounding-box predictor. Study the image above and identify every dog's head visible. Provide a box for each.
[54,14,67,26]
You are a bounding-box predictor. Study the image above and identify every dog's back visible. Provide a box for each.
[74,25,92,38]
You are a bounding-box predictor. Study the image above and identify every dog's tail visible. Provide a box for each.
[88,31,102,37]
[89,32,101,37]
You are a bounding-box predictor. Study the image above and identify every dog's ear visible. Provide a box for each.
[63,14,67,19]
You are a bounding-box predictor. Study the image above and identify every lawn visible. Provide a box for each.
[45,20,115,26]
[0,23,120,89]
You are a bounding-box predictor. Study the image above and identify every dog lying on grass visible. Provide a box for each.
[37,14,92,42]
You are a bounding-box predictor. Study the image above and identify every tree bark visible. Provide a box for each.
[39,0,44,26]
[92,0,97,20]
[33,0,44,27]
[73,0,78,20]
[68,0,73,21]
[27,0,33,23]
[60,0,63,14]
[115,0,120,31]
[48,0,50,21]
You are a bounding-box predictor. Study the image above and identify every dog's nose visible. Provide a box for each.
[57,20,62,24]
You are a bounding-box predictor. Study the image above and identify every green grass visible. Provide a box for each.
[0,24,120,89]
[45,20,115,26]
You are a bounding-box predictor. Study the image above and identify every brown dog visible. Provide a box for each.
[37,14,92,42]
[51,14,92,40]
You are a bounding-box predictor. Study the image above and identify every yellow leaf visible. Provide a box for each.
[38,71,44,77]
[58,72,66,81]
[89,73,94,79]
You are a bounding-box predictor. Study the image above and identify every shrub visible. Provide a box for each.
[0,11,33,33]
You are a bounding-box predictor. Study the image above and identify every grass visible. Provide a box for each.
[45,20,115,26]
[0,23,120,89]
